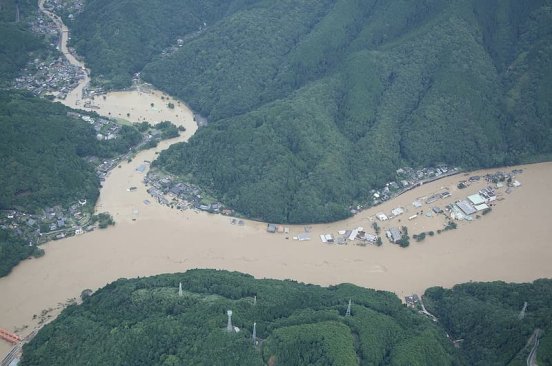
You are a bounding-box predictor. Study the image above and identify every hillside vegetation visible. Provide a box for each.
[21,270,459,365]
[20,271,552,365]
[424,280,552,365]
[0,90,141,212]
[0,228,38,277]
[0,0,45,86]
[0,91,141,275]
[69,0,552,223]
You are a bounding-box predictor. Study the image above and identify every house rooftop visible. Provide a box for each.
[456,200,476,216]
[387,228,402,243]
[467,193,486,206]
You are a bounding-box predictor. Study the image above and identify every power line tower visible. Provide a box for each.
[518,301,528,320]
[345,299,352,317]
[226,310,234,333]
[178,282,183,297]
[252,322,257,345]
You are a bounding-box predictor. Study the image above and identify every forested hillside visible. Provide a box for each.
[0,0,45,86]
[64,0,264,89]
[21,270,460,365]
[424,280,552,365]
[0,228,39,277]
[69,0,552,223]
[0,91,141,275]
[20,271,552,365]
[0,91,141,212]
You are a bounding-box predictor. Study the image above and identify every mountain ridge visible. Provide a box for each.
[64,0,552,223]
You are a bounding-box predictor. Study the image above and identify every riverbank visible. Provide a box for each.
[1,160,551,358]
[2,1,551,359]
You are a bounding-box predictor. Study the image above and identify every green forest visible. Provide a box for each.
[20,270,460,365]
[67,0,552,223]
[62,0,264,89]
[424,280,552,365]
[0,0,46,86]
[20,270,552,365]
[0,90,142,212]
[0,228,42,277]
[0,91,142,276]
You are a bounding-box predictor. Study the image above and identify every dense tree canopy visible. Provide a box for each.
[21,270,459,366]
[21,271,552,365]
[0,0,46,86]
[0,228,34,277]
[68,0,552,223]
[0,91,141,212]
[424,280,552,365]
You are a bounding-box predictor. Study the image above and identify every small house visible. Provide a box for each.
[297,232,311,241]
[386,227,402,244]
[376,212,388,221]
[391,207,404,216]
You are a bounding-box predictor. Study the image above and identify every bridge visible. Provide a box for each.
[0,329,37,366]
[0,328,21,345]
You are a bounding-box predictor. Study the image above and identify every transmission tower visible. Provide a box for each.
[518,302,528,320]
[226,310,234,333]
[345,299,352,317]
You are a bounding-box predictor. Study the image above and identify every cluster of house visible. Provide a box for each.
[70,112,122,141]
[29,10,59,38]
[65,111,131,181]
[449,188,495,221]
[450,170,522,221]
[13,56,84,99]
[74,112,179,181]
[144,171,231,214]
[265,223,381,246]
[320,227,380,245]
[383,169,524,243]
[266,224,312,241]
[361,165,458,211]
[44,0,85,19]
[12,0,87,98]
[0,199,94,245]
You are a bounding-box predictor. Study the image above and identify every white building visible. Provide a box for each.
[391,207,404,216]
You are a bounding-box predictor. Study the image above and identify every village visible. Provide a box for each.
[42,0,85,18]
[12,1,86,99]
[12,54,84,100]
[0,200,96,247]
[143,169,230,215]
[265,168,524,249]
[0,110,184,248]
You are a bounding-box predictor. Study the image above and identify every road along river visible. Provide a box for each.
[2,2,552,358]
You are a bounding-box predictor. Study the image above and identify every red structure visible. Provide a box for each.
[0,328,21,344]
